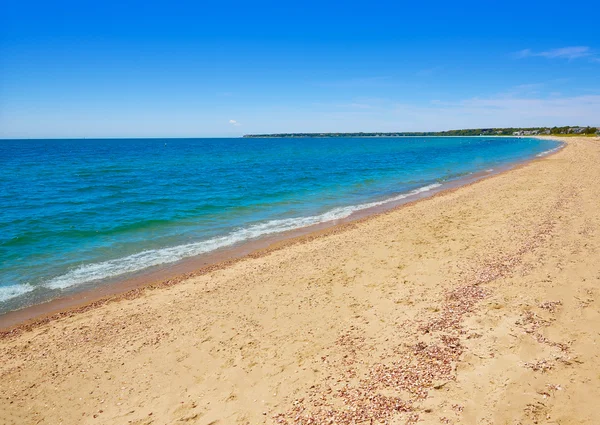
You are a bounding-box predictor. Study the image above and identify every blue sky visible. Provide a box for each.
[1,0,599,138]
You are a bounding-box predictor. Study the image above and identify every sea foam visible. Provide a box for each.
[0,283,36,303]
[536,145,563,157]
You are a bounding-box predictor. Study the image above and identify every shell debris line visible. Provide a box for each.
[273,283,504,423]
[273,193,569,424]
[539,300,562,313]
[515,306,573,374]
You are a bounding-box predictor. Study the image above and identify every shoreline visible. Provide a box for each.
[1,136,599,425]
[0,139,565,335]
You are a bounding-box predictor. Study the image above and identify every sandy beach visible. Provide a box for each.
[1,136,599,424]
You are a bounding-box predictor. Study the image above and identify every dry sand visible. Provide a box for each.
[1,136,599,425]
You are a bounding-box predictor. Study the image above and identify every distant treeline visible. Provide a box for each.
[244,126,600,138]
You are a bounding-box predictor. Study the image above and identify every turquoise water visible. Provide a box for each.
[0,137,560,313]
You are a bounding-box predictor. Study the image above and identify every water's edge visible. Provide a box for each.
[0,140,565,329]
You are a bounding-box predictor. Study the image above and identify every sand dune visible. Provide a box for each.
[1,136,599,425]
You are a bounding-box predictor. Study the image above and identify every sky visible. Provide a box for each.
[1,0,599,138]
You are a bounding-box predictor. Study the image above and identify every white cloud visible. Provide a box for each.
[539,46,591,59]
[515,46,595,60]
[229,119,241,126]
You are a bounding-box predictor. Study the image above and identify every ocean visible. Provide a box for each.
[0,137,561,314]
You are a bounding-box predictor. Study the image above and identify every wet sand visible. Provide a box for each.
[1,136,599,424]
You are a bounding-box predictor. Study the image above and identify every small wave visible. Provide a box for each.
[536,145,562,157]
[43,183,442,290]
[0,284,35,303]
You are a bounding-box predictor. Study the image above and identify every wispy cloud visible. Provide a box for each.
[506,83,545,96]
[515,46,595,61]
[391,93,600,130]
[228,119,240,127]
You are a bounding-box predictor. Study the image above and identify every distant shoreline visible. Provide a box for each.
[244,127,599,138]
